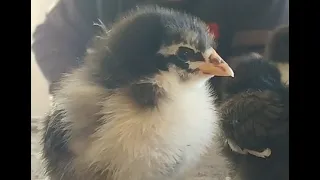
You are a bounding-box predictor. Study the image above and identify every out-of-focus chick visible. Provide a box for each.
[216,26,289,180]
[265,25,289,84]
[41,6,234,180]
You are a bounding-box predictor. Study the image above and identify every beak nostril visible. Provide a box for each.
[209,54,222,64]
[198,48,234,77]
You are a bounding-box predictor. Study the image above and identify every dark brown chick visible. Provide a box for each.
[216,25,289,180]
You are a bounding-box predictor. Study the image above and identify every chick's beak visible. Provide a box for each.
[198,48,234,77]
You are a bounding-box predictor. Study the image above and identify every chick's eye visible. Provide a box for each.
[176,47,195,61]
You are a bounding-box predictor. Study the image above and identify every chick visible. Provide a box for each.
[265,25,289,84]
[217,54,289,180]
[42,6,233,180]
[216,26,289,180]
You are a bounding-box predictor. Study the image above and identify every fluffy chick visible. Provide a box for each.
[214,24,289,180]
[42,6,233,180]
[217,53,289,180]
[216,35,289,180]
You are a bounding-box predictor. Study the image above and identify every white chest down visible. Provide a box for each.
[86,71,219,180]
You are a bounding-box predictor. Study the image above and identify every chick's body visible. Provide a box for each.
[42,6,227,180]
[217,57,289,180]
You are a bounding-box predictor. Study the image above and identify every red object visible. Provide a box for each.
[207,23,220,39]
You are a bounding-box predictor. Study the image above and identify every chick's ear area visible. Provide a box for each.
[128,83,166,108]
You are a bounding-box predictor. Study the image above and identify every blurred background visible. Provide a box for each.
[31,0,55,118]
[32,2,56,179]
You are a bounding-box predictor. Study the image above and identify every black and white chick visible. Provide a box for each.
[216,26,289,180]
[41,6,234,180]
